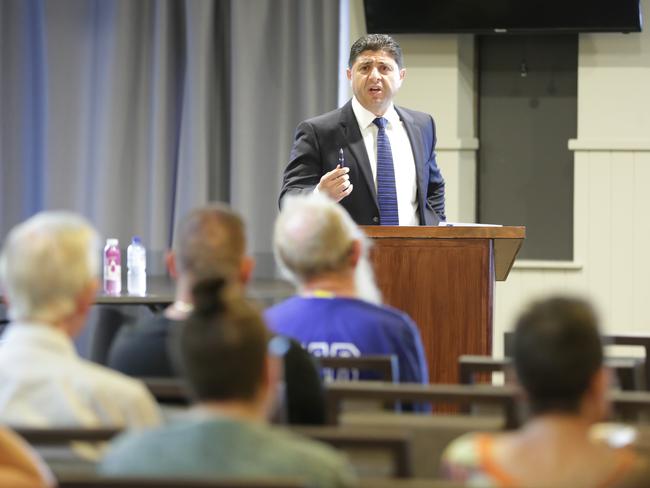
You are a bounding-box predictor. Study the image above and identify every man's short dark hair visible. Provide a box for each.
[348,34,404,69]
[178,278,270,402]
[513,297,603,415]
[174,203,246,282]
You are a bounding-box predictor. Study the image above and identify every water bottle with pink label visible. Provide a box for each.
[103,238,121,295]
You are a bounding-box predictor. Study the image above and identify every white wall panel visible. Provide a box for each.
[347,0,650,358]
[631,152,650,331]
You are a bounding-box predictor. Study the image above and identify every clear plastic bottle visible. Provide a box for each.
[103,238,121,295]
[127,236,147,296]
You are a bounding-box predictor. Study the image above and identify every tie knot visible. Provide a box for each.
[373,117,388,130]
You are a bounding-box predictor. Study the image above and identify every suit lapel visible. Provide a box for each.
[339,102,378,206]
[396,106,426,215]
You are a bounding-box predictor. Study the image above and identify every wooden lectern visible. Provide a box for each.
[362,226,525,385]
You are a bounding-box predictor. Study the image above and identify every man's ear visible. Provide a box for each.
[346,68,352,81]
[348,239,362,267]
[586,366,611,421]
[399,68,406,81]
[165,250,177,279]
[239,255,255,286]
[77,279,99,318]
[590,366,610,401]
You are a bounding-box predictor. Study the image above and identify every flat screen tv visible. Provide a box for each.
[364,0,642,34]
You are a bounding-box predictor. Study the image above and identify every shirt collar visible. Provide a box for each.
[1,321,79,358]
[351,96,400,130]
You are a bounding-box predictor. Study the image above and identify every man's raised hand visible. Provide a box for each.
[316,165,353,202]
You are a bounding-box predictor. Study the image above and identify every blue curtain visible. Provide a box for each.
[0,0,338,276]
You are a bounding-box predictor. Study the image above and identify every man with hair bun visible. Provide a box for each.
[0,211,160,428]
[108,203,325,425]
[101,278,355,487]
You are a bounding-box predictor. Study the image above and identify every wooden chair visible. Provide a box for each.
[293,425,412,478]
[316,355,398,382]
[324,381,520,429]
[57,477,307,488]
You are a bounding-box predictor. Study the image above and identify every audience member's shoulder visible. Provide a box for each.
[265,425,356,485]
[81,358,155,402]
[345,298,415,325]
[440,432,485,476]
[99,424,171,475]
[610,447,650,488]
[265,296,302,313]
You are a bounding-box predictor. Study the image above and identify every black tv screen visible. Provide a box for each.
[364,0,642,34]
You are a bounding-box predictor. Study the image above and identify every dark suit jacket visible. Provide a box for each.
[280,100,446,225]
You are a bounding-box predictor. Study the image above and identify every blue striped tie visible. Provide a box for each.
[373,117,399,225]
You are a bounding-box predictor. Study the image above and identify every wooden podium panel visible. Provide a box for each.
[363,226,524,385]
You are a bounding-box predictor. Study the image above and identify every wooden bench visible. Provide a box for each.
[324,381,520,429]
[603,335,650,390]
[503,332,649,390]
[16,425,413,479]
[14,427,120,444]
[57,477,307,488]
[293,425,412,478]
[141,377,190,405]
[459,354,646,391]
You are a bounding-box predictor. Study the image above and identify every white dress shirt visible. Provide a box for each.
[351,97,419,225]
[0,322,162,428]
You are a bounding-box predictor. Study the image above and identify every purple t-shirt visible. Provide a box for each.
[264,296,429,385]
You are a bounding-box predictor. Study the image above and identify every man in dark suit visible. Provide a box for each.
[280,34,445,226]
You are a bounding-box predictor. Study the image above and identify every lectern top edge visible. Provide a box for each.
[361,225,526,240]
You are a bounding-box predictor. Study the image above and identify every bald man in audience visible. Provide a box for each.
[0,211,161,428]
[265,193,428,388]
[108,203,325,424]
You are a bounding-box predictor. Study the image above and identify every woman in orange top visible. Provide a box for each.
[442,297,647,488]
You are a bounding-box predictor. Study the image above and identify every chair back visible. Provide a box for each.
[458,355,512,385]
[324,381,519,429]
[316,355,398,382]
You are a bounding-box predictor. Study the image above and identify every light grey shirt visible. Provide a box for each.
[100,413,356,488]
